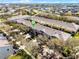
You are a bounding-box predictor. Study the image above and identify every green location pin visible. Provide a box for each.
[31,19,36,28]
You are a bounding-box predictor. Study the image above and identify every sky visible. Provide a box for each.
[0,0,79,3]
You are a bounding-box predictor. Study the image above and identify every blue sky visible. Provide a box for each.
[0,0,79,3]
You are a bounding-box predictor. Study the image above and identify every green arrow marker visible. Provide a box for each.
[31,19,36,28]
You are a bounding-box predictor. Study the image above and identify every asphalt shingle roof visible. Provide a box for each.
[8,18,71,40]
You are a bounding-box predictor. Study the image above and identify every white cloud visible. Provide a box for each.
[39,1,60,3]
[0,0,31,3]
[19,0,31,3]
[7,0,31,3]
[39,1,48,3]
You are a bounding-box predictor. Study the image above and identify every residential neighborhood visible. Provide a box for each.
[0,2,79,59]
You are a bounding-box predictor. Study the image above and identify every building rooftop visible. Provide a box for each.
[8,18,71,40]
[31,16,79,32]
[8,15,79,32]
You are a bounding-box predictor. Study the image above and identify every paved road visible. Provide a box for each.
[8,18,71,40]
[1,30,35,59]
[16,41,35,59]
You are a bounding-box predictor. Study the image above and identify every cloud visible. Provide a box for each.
[19,0,31,3]
[0,0,79,3]
[35,0,60,3]
[0,0,31,3]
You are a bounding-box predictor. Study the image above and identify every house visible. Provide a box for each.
[8,15,79,32]
[8,18,71,40]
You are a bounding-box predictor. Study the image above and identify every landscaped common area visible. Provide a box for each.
[7,54,22,59]
[74,32,79,39]
[0,17,6,21]
[7,50,32,59]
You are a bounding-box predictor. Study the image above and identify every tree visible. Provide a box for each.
[64,11,72,16]
[76,11,79,16]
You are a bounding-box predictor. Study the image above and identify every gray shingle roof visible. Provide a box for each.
[8,18,71,40]
[8,15,79,32]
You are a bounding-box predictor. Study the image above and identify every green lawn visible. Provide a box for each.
[0,17,6,21]
[7,54,32,59]
[74,32,79,39]
[0,27,5,30]
[7,50,32,59]
[7,54,22,59]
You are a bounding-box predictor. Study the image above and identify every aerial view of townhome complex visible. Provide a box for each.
[0,0,79,59]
